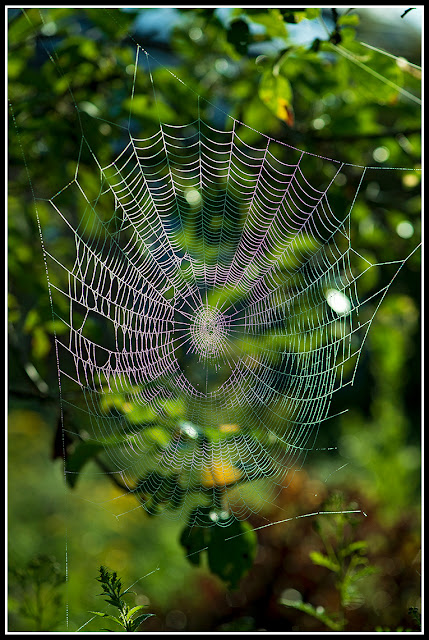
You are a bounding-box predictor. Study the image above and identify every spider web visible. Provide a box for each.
[37,43,418,527]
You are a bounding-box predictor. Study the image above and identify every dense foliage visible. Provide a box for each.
[8,7,421,632]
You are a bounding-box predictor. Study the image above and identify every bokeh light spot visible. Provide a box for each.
[396,221,414,238]
[373,146,390,163]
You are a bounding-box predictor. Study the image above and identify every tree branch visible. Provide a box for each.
[401,8,416,18]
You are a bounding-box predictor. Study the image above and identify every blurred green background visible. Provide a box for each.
[8,7,421,632]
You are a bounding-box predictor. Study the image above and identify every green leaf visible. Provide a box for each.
[339,540,367,558]
[130,613,155,631]
[180,508,257,589]
[162,397,186,418]
[103,598,122,608]
[348,565,378,582]
[65,440,104,488]
[280,600,342,631]
[305,8,321,20]
[337,13,359,26]
[90,611,122,626]
[32,326,51,359]
[309,551,340,572]
[126,605,145,620]
[245,9,288,39]
[207,519,257,589]
[179,516,207,566]
[143,427,171,449]
[137,471,185,513]
[259,70,294,125]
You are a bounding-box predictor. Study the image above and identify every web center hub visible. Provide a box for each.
[190,305,228,360]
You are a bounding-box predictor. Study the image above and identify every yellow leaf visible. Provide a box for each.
[259,71,294,126]
[219,424,240,434]
[276,98,295,126]
[202,461,242,487]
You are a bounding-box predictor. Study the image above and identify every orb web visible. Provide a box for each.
[37,44,417,526]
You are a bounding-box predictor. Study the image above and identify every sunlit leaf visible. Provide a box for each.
[280,599,342,631]
[245,9,288,39]
[309,550,340,572]
[201,460,242,488]
[259,71,294,125]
